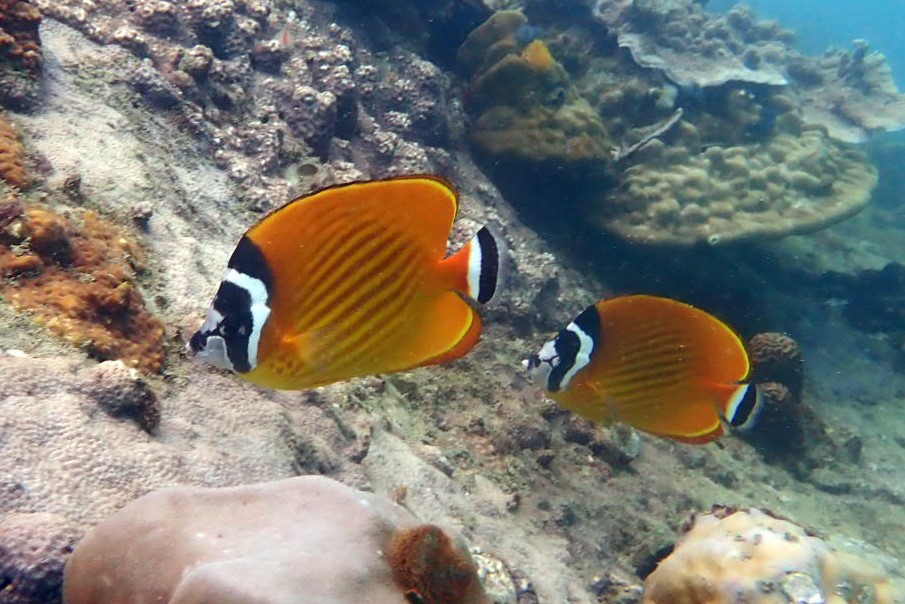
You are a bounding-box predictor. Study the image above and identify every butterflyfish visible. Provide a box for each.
[523,295,762,444]
[188,176,505,390]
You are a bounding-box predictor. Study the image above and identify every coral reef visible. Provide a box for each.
[0,512,81,604]
[589,0,905,143]
[457,11,614,189]
[597,119,877,246]
[791,41,905,143]
[33,0,461,213]
[0,112,28,188]
[597,1,791,88]
[643,506,905,604]
[64,476,487,604]
[0,0,42,109]
[0,204,165,372]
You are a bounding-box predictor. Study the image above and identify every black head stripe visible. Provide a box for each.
[547,329,580,392]
[212,281,255,373]
[728,384,761,428]
[572,304,601,352]
[228,236,274,297]
[476,227,499,304]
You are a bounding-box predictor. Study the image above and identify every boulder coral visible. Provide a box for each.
[598,118,877,246]
[0,0,42,109]
[0,203,165,372]
[643,506,905,604]
[458,11,614,186]
[64,476,488,604]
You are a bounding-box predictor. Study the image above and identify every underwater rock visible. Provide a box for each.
[598,121,877,246]
[457,11,614,195]
[63,476,488,604]
[0,512,81,604]
[0,204,165,372]
[0,0,42,109]
[0,112,28,188]
[643,506,905,604]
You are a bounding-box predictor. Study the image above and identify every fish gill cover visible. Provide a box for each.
[0,0,904,602]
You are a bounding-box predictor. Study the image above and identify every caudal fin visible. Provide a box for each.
[443,225,506,305]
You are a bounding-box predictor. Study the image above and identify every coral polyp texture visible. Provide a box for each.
[642,506,905,604]
[0,512,82,604]
[0,112,28,188]
[63,476,487,604]
[458,11,614,183]
[598,120,877,246]
[0,203,164,372]
[0,0,42,109]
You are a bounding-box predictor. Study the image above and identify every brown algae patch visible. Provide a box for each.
[0,200,164,372]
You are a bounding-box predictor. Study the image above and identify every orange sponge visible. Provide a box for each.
[0,203,165,372]
[388,524,487,604]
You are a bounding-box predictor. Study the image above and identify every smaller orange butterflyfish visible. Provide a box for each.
[523,295,762,444]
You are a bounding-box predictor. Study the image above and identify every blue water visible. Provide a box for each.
[708,0,905,89]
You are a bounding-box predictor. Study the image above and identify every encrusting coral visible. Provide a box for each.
[63,476,488,604]
[0,0,42,109]
[0,112,28,188]
[0,202,164,372]
[643,506,905,604]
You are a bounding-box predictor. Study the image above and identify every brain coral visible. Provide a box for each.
[0,204,165,372]
[643,506,905,604]
[64,476,487,604]
[0,112,28,188]
[598,121,877,246]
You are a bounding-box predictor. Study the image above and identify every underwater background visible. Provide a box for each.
[1,0,905,602]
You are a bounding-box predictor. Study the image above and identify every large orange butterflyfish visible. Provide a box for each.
[188,176,504,390]
[523,295,761,444]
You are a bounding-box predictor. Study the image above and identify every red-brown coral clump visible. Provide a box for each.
[388,524,487,604]
[0,112,28,188]
[0,0,42,73]
[0,203,164,372]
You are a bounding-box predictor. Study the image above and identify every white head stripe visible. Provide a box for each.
[466,241,482,301]
[559,322,595,390]
[224,268,271,370]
